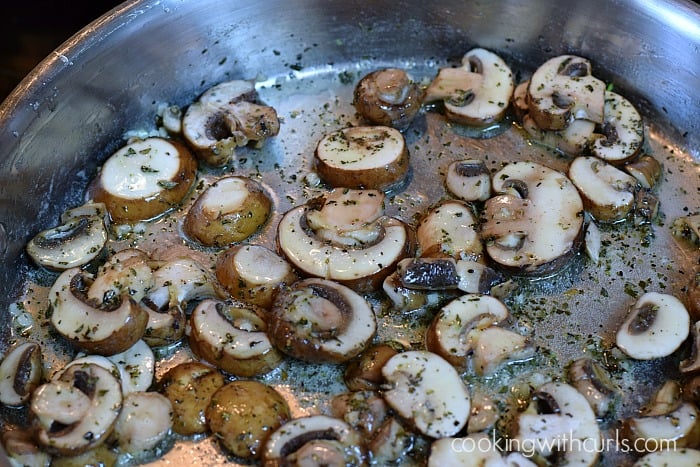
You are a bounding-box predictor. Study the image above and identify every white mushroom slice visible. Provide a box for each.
[189,298,283,377]
[330,390,389,437]
[590,90,644,164]
[267,278,376,364]
[426,294,509,369]
[59,355,120,381]
[672,213,700,247]
[0,342,42,406]
[262,415,364,466]
[159,104,182,134]
[106,339,155,394]
[382,350,471,438]
[428,432,504,466]
[445,159,492,202]
[87,137,197,223]
[585,220,602,265]
[113,391,173,454]
[425,48,514,126]
[141,303,186,348]
[471,326,534,376]
[625,154,662,189]
[32,363,123,456]
[183,175,272,247]
[314,126,409,191]
[467,390,499,433]
[681,321,700,373]
[522,113,596,156]
[527,55,605,130]
[26,203,108,271]
[569,156,637,223]
[416,200,483,260]
[353,68,424,130]
[48,267,148,356]
[87,248,153,305]
[182,80,280,167]
[567,357,619,417]
[481,161,584,276]
[382,271,446,312]
[215,244,298,309]
[277,203,411,293]
[512,80,530,122]
[367,417,414,464]
[514,381,601,465]
[2,430,51,467]
[396,257,505,295]
[143,256,223,312]
[625,402,700,452]
[616,292,690,360]
[633,448,700,466]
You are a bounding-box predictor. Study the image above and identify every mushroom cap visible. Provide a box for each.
[353,68,424,131]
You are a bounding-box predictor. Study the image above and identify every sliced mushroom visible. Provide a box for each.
[367,417,415,465]
[585,220,602,265]
[205,380,290,459]
[396,257,505,295]
[625,402,700,452]
[381,270,447,312]
[416,200,483,260]
[31,363,123,456]
[277,190,412,293]
[425,293,509,369]
[672,213,700,247]
[105,339,155,395]
[681,321,700,373]
[481,161,584,276]
[87,137,197,223]
[141,301,186,348]
[215,244,298,309]
[685,271,700,321]
[87,248,153,305]
[642,380,683,417]
[616,292,690,360]
[634,188,660,226]
[48,267,148,356]
[526,55,605,130]
[113,391,173,455]
[633,448,700,466]
[158,361,225,436]
[514,381,601,466]
[625,154,662,189]
[330,390,389,438]
[0,342,43,406]
[267,278,376,364]
[26,201,108,271]
[467,390,499,433]
[428,432,504,467]
[262,415,364,466]
[567,357,619,417]
[522,113,596,156]
[590,90,644,164]
[2,429,51,467]
[569,155,638,223]
[445,159,492,202]
[344,341,407,391]
[189,298,283,377]
[353,68,424,130]
[381,350,471,438]
[182,79,280,166]
[471,326,534,376]
[183,175,272,247]
[314,125,410,191]
[425,48,514,126]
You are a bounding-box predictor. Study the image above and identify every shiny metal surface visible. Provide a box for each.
[0,0,698,465]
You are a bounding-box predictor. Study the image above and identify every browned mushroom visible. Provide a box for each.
[353,68,424,130]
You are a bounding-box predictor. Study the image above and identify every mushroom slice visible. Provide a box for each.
[32,363,123,456]
[267,278,376,364]
[396,257,505,295]
[425,294,509,369]
[522,113,596,156]
[262,415,364,466]
[182,79,280,166]
[569,156,637,223]
[625,154,662,189]
[330,390,389,438]
[344,341,407,391]
[114,391,173,455]
[26,202,108,271]
[416,200,483,260]
[277,197,411,293]
[2,429,51,467]
[87,248,154,305]
[633,448,700,466]
[48,267,148,356]
[481,161,584,276]
[215,244,298,309]
[514,381,601,465]
[685,271,700,322]
[634,188,660,226]
[567,357,619,417]
[681,321,700,373]
[314,125,410,191]
[625,402,700,452]
[353,68,424,130]
[585,220,602,265]
[106,339,155,394]
[471,326,534,376]
[0,342,43,406]
[425,48,514,126]
[184,175,272,247]
[381,271,446,312]
[526,55,605,130]
[615,292,690,360]
[642,380,683,417]
[467,390,499,433]
[590,90,644,164]
[189,298,283,377]
[672,213,700,246]
[87,137,197,223]
[382,350,471,438]
[428,432,504,467]
[445,159,492,202]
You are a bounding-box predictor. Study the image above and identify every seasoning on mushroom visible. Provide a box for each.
[353,68,424,131]
[113,391,173,456]
[314,126,410,191]
[445,159,492,202]
[184,175,272,248]
[0,342,43,406]
[181,79,280,167]
[416,199,483,260]
[471,326,534,376]
[87,137,197,223]
[266,278,377,364]
[590,90,644,164]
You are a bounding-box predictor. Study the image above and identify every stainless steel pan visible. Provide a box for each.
[0,0,698,465]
